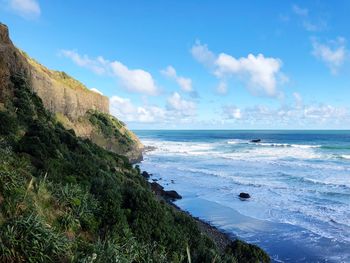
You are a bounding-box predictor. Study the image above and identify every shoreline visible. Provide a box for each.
[169,200,234,252]
[143,170,242,253]
[139,150,242,254]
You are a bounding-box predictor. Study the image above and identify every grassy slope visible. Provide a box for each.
[87,110,143,160]
[0,74,270,262]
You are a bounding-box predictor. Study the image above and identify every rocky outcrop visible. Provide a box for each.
[150,182,182,201]
[25,54,109,120]
[0,24,31,104]
[0,23,143,162]
[0,23,108,119]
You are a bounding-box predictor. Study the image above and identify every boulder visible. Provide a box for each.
[150,182,182,201]
[239,192,250,199]
[164,190,182,200]
[141,171,150,179]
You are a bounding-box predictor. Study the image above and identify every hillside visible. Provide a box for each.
[0,23,269,262]
[0,22,143,162]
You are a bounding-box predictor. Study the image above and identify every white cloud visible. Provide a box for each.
[191,41,286,97]
[60,50,107,75]
[312,38,347,74]
[215,53,282,97]
[302,20,327,32]
[90,88,103,95]
[222,106,242,119]
[167,92,196,117]
[110,93,196,124]
[191,40,216,66]
[110,96,165,123]
[110,61,158,95]
[292,4,327,32]
[8,0,41,18]
[292,4,308,17]
[60,50,158,95]
[303,104,347,120]
[161,65,193,92]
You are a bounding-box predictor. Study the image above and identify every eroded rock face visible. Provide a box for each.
[0,23,31,103]
[29,66,109,120]
[0,24,10,44]
[0,23,143,162]
[0,22,108,119]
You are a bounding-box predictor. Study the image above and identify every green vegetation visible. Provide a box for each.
[87,109,142,159]
[88,110,129,140]
[0,73,270,262]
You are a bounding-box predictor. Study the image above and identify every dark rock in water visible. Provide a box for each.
[171,180,175,184]
[239,192,250,199]
[141,171,150,179]
[250,139,261,143]
[152,178,158,182]
[164,190,182,200]
[150,182,182,200]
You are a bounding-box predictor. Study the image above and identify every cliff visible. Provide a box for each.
[0,23,143,162]
[22,52,109,120]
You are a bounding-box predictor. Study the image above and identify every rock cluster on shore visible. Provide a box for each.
[150,182,182,201]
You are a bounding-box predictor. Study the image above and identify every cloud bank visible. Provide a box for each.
[110,92,196,124]
[222,93,348,128]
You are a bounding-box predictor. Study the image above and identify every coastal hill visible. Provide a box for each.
[0,23,269,262]
[0,22,143,163]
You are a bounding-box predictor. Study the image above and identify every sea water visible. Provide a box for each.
[135,130,350,263]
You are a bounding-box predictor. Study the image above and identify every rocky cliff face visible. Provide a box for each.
[24,53,109,120]
[0,23,143,162]
[0,23,30,104]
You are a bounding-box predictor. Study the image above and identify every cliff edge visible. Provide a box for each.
[0,23,143,162]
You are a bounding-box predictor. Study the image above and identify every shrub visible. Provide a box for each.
[0,213,69,263]
[0,111,18,135]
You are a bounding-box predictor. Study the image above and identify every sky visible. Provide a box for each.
[1,0,350,129]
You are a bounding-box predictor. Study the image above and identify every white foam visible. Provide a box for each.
[143,138,324,161]
[227,139,248,144]
[340,154,350,160]
[257,142,321,149]
[225,146,322,160]
[142,139,218,157]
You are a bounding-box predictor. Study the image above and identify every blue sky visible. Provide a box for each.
[1,0,350,129]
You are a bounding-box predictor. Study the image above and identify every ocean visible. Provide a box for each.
[135,130,350,263]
